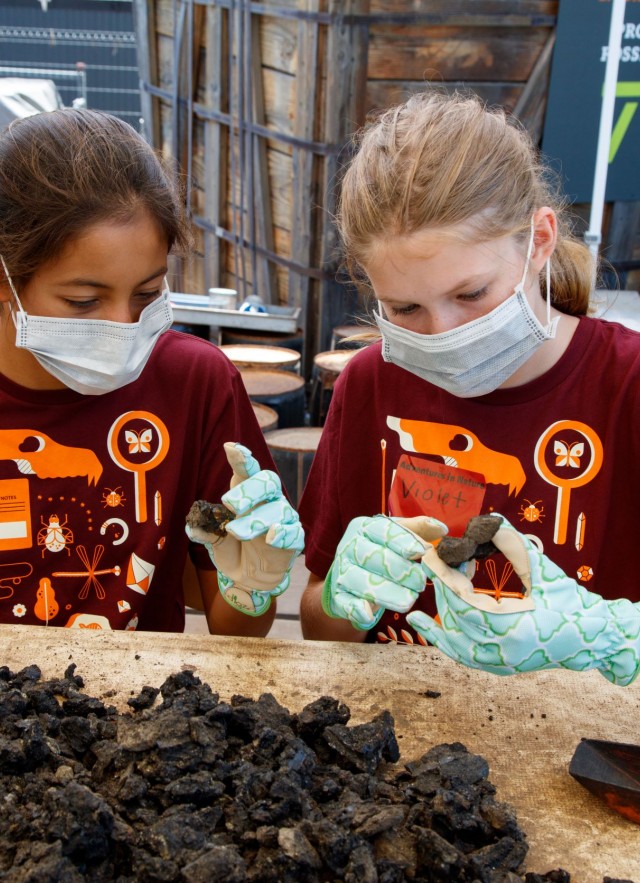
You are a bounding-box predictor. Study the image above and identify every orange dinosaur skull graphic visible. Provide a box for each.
[387,416,525,496]
[0,430,102,485]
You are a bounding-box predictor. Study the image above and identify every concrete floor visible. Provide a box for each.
[185,289,640,641]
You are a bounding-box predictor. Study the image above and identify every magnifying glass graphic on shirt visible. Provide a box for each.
[533,420,603,546]
[107,411,170,523]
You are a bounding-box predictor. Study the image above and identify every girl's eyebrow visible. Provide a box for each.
[58,268,168,289]
[378,274,489,303]
[442,274,490,296]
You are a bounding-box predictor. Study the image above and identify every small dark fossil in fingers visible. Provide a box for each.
[186,500,235,537]
[436,515,503,567]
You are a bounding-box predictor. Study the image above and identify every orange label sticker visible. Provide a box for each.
[388,455,486,535]
[0,478,32,550]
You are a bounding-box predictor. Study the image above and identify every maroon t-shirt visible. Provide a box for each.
[0,330,275,632]
[299,316,640,645]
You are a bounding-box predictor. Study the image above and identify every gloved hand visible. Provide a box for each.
[323,514,448,630]
[186,442,304,616]
[406,514,640,686]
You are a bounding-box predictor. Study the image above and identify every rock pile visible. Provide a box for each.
[0,664,620,882]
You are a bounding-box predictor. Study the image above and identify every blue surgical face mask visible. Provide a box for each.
[374,224,559,398]
[1,255,173,395]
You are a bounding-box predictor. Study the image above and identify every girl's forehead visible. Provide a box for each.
[53,213,167,261]
[26,211,169,290]
[364,226,519,271]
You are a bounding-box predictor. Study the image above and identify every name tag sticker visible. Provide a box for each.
[0,478,32,550]
[388,454,486,535]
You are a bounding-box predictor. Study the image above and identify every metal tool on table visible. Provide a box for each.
[569,738,640,824]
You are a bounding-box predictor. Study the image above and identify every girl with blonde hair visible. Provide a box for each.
[298,91,640,684]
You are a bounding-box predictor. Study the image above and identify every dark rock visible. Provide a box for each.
[414,826,467,880]
[182,844,247,883]
[127,685,159,712]
[524,872,571,883]
[293,695,351,742]
[323,710,400,773]
[344,843,378,882]
[277,826,322,868]
[468,836,529,880]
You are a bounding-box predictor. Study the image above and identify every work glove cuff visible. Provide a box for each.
[596,600,640,686]
[217,571,273,618]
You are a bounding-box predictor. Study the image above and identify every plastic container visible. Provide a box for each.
[208,288,237,310]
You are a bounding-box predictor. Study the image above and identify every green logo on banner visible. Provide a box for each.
[610,83,640,161]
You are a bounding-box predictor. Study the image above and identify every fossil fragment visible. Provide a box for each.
[436,514,503,567]
[186,499,235,538]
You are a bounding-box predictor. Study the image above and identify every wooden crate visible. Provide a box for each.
[133,0,558,364]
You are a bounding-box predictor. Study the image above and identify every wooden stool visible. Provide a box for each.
[221,326,304,355]
[265,427,323,506]
[240,368,306,429]
[309,349,359,426]
[330,323,370,349]
[220,344,300,373]
[251,401,279,432]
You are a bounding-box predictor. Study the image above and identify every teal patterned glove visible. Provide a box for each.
[186,443,304,616]
[323,514,448,630]
[407,514,640,686]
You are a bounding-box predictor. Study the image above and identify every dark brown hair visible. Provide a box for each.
[0,108,190,289]
[339,91,593,316]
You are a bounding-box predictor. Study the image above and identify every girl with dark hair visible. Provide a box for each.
[0,108,302,635]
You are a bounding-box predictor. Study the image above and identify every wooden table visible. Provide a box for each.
[1,626,639,882]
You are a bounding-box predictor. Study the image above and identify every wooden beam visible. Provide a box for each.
[289,0,320,316]
[204,3,229,290]
[249,14,279,304]
[132,0,161,148]
[311,0,371,367]
[366,80,522,115]
[367,26,549,83]
[512,29,556,141]
[367,0,558,26]
[170,1,208,289]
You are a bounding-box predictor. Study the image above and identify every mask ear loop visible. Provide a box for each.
[0,254,27,328]
[518,217,536,290]
[545,257,551,327]
[522,218,553,331]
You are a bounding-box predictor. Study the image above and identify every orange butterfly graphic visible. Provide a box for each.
[125,427,153,454]
[554,439,584,468]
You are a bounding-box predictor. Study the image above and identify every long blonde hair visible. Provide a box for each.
[338,91,593,315]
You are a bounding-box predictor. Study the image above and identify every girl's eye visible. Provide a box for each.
[457,287,487,302]
[389,303,419,316]
[137,289,161,301]
[64,299,98,310]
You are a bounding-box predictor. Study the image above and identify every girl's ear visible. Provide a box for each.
[531,206,557,270]
[0,279,13,305]
[0,258,13,304]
